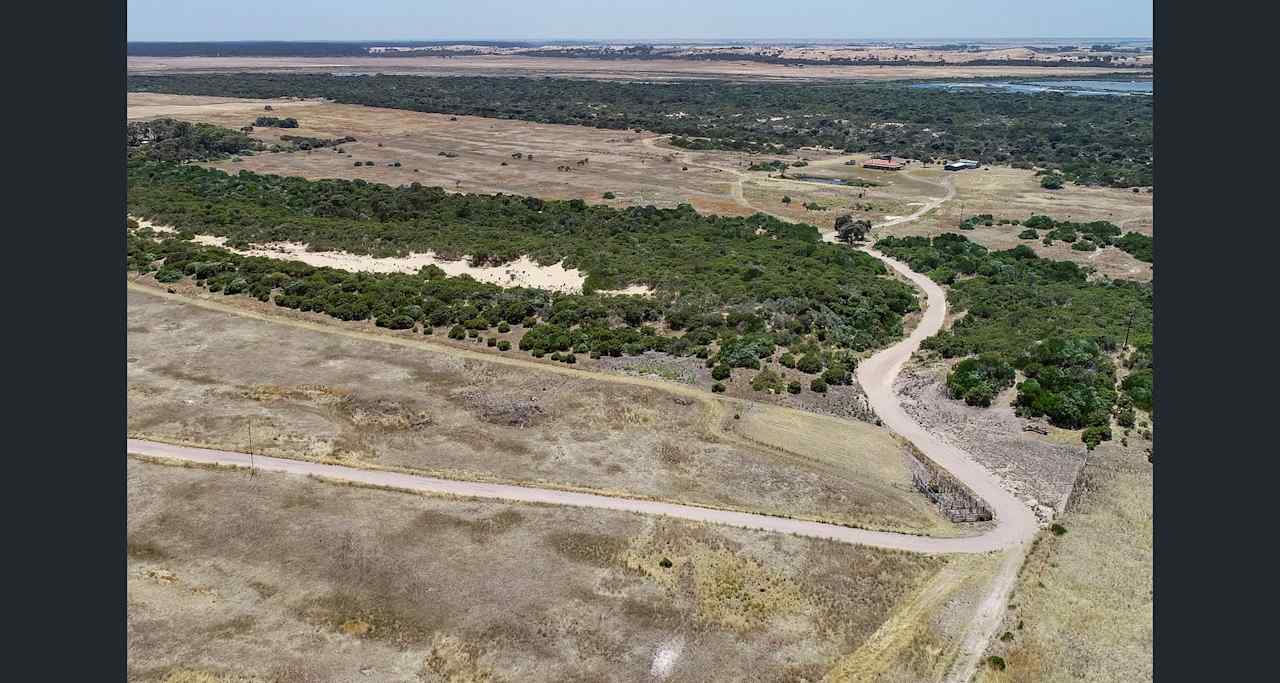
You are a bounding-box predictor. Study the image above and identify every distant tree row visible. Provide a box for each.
[254,116,299,128]
[127,73,1153,187]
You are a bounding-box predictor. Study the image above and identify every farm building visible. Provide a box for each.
[862,157,905,171]
[945,159,981,171]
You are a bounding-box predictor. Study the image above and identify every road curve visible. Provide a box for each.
[129,438,1013,554]
[856,247,1039,550]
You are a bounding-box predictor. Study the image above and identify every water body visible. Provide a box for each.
[791,175,881,187]
[792,175,854,186]
[913,79,1152,96]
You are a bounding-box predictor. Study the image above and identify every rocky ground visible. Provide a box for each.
[893,362,1087,522]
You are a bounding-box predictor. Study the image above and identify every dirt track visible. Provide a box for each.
[129,438,1000,554]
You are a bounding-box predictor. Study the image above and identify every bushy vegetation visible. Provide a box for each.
[127,73,1154,187]
[1114,232,1153,262]
[876,233,1152,437]
[276,134,357,151]
[127,118,263,162]
[1026,214,1153,263]
[254,116,299,128]
[946,354,1016,406]
[747,160,789,172]
[129,162,922,370]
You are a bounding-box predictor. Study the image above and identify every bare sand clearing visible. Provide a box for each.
[190,236,588,293]
[597,284,656,297]
[130,216,590,292]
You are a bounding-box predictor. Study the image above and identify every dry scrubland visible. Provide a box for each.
[126,54,1148,82]
[127,458,950,682]
[975,440,1153,681]
[889,165,1153,280]
[128,287,958,536]
[126,93,943,227]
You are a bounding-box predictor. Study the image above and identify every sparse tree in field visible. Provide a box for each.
[834,214,871,243]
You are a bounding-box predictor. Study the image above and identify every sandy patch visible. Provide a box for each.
[188,237,587,293]
[596,284,655,297]
[129,216,175,233]
[649,636,685,679]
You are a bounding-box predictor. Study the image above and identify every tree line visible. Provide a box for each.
[127,73,1153,187]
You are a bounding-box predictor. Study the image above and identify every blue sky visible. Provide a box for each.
[127,1,1152,42]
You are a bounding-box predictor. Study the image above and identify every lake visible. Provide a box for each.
[912,79,1152,96]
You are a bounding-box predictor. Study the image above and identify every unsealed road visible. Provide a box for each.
[129,438,1010,554]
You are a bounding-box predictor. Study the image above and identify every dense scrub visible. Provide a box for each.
[127,118,263,162]
[876,233,1152,437]
[127,73,1153,187]
[255,116,299,128]
[129,162,918,368]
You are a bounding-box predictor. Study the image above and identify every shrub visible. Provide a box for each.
[602,192,616,199]
[1121,369,1153,411]
[711,382,726,393]
[810,378,828,393]
[1082,425,1112,450]
[779,353,797,369]
[787,381,802,394]
[466,328,479,338]
[1040,174,1064,190]
[987,656,1006,671]
[711,364,732,381]
[448,324,466,340]
[486,337,497,347]
[1050,523,1068,536]
[946,354,1016,407]
[497,321,511,333]
[821,366,852,386]
[750,369,786,393]
[1019,229,1039,239]
[796,354,824,374]
[781,195,792,204]
[423,325,433,335]
[155,268,183,283]
[497,340,511,351]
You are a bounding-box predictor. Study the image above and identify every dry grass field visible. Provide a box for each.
[127,457,950,682]
[126,93,945,227]
[128,287,959,536]
[974,440,1153,681]
[126,54,1148,82]
[886,165,1153,280]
